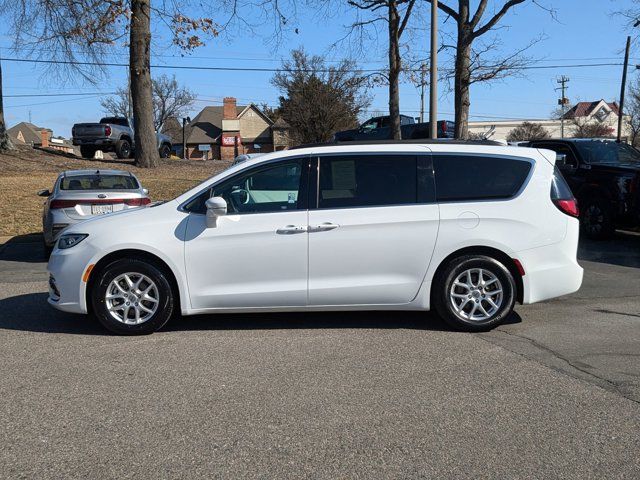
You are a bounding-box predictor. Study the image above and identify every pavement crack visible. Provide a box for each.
[479,329,640,406]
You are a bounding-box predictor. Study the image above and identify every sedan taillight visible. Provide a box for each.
[50,198,150,209]
[124,198,151,206]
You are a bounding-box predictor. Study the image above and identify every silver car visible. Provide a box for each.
[38,169,150,254]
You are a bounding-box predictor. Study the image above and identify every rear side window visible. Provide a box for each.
[60,175,139,190]
[318,155,417,209]
[433,155,531,202]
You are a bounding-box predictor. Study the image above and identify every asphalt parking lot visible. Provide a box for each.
[1,234,639,478]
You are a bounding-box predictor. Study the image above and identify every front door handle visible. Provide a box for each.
[276,225,307,235]
[309,222,339,233]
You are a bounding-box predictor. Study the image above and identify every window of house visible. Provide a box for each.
[433,155,532,202]
[318,155,418,209]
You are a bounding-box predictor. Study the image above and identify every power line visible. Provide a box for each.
[0,56,625,73]
[3,92,116,98]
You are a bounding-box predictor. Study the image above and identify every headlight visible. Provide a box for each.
[57,233,88,250]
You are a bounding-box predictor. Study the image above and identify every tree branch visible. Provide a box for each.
[423,0,459,21]
[472,0,526,38]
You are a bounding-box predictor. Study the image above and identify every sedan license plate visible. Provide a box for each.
[91,204,113,215]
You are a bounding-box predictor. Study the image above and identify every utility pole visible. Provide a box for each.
[429,0,438,139]
[419,64,426,123]
[556,76,570,138]
[618,35,631,143]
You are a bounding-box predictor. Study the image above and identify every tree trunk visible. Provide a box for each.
[454,27,472,139]
[388,1,402,140]
[0,59,13,152]
[130,0,158,168]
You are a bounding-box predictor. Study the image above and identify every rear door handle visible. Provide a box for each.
[276,225,307,235]
[309,222,339,233]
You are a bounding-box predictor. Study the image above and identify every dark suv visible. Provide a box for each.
[525,139,640,239]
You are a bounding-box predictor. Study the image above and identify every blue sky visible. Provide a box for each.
[1,0,636,137]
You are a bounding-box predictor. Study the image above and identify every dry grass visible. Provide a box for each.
[0,146,231,237]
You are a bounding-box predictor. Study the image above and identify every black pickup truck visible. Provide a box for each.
[334,115,455,142]
[524,138,640,239]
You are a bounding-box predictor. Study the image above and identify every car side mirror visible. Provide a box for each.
[142,188,149,195]
[37,189,51,197]
[205,196,227,228]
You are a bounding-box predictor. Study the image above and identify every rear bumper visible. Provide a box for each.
[518,219,583,304]
[72,138,115,148]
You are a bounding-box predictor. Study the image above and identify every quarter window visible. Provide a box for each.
[433,155,532,202]
[184,159,305,214]
[318,155,418,209]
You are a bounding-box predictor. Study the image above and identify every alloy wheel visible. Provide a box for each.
[449,268,503,322]
[105,272,159,325]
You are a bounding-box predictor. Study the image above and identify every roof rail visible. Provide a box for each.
[290,139,505,150]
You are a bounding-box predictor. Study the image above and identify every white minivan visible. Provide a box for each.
[47,142,583,334]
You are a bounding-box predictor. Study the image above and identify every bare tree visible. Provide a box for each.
[272,48,371,144]
[0,0,216,167]
[101,74,196,130]
[506,121,549,142]
[572,120,615,139]
[626,79,640,146]
[0,60,12,151]
[425,0,552,138]
[335,0,416,139]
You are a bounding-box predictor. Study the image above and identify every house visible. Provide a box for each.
[7,122,75,154]
[183,97,291,160]
[468,99,629,141]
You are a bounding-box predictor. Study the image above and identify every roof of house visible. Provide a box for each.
[185,104,274,144]
[562,100,620,120]
[185,105,245,144]
[271,117,290,129]
[7,122,52,145]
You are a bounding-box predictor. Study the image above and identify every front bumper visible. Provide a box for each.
[47,246,94,315]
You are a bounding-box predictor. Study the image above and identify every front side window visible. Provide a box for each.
[184,159,305,214]
[318,155,418,209]
[434,155,532,202]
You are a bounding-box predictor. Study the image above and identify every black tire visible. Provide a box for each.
[433,255,516,332]
[159,144,171,159]
[91,258,175,335]
[80,146,96,159]
[580,197,614,240]
[115,139,132,159]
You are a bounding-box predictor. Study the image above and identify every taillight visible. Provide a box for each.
[124,198,151,206]
[553,199,579,218]
[50,199,80,209]
[104,125,112,136]
[50,198,150,209]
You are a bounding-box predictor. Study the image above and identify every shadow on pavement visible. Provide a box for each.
[578,230,640,269]
[0,293,105,335]
[0,292,522,335]
[0,233,47,264]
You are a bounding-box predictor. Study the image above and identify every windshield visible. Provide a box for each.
[574,141,640,164]
[61,175,139,190]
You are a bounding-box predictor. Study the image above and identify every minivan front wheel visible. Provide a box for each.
[433,255,516,332]
[91,258,175,335]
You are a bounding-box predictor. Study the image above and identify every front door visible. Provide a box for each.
[183,157,310,310]
[308,153,439,306]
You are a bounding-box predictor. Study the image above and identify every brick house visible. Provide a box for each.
[183,97,290,160]
[7,122,75,154]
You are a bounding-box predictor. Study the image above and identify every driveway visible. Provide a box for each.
[1,233,639,478]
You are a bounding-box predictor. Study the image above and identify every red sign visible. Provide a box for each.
[221,135,241,146]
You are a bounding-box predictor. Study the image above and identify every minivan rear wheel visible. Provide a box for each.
[433,255,516,332]
[91,258,174,335]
